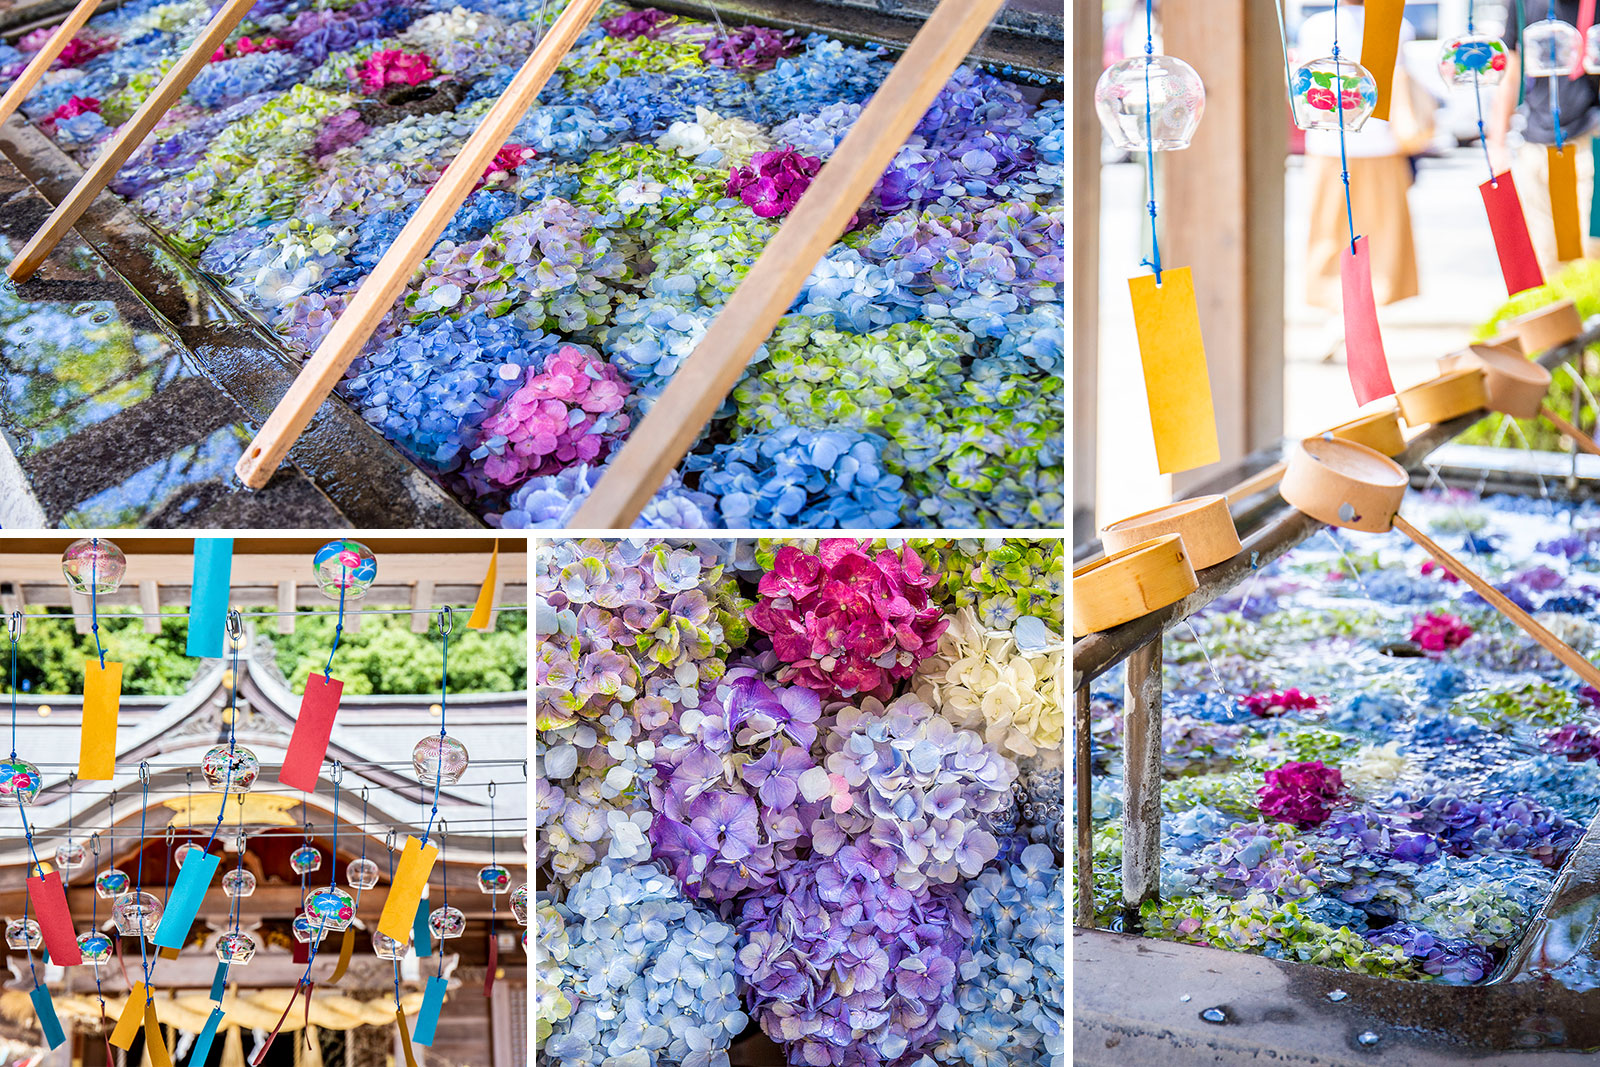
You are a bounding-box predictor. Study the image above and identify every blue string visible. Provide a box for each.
[388,842,402,1011]
[324,565,346,682]
[136,771,154,1003]
[1140,0,1162,282]
[1333,0,1358,254]
[435,830,446,978]
[9,626,17,760]
[421,615,450,848]
[1470,0,1497,181]
[90,540,105,671]
[330,769,340,891]
[201,625,240,854]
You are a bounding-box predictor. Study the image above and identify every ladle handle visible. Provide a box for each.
[1540,406,1600,458]
[1223,462,1287,505]
[1392,513,1600,689]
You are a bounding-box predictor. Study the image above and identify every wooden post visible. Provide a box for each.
[1164,0,1286,488]
[1074,685,1095,929]
[138,581,160,635]
[410,581,435,634]
[1071,0,1100,542]
[1121,635,1163,919]
[232,0,602,489]
[6,0,259,283]
[570,0,1008,527]
[0,0,105,128]
[276,581,296,636]
[69,590,91,635]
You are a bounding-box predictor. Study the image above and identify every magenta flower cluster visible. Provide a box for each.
[736,844,972,1066]
[353,49,434,94]
[726,148,826,219]
[1411,612,1473,652]
[1541,722,1600,763]
[747,541,948,701]
[702,26,802,70]
[1258,760,1345,828]
[601,7,675,39]
[50,96,100,121]
[465,345,631,490]
[1241,688,1320,718]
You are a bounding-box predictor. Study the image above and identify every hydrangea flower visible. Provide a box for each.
[914,607,1063,758]
[703,25,801,70]
[354,49,434,93]
[1258,760,1345,828]
[687,427,907,530]
[726,147,826,219]
[747,540,947,700]
[493,462,719,530]
[1411,612,1473,651]
[1241,688,1320,718]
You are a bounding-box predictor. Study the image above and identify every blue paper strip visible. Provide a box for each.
[186,538,234,658]
[190,1007,225,1065]
[412,897,432,957]
[30,984,65,1049]
[153,852,220,948]
[411,975,448,1047]
[210,961,229,1002]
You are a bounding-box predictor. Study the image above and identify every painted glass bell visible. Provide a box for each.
[54,842,86,872]
[477,865,510,894]
[61,537,125,594]
[292,913,326,943]
[1525,18,1582,76]
[346,857,381,890]
[216,931,258,964]
[510,884,528,925]
[1093,54,1205,151]
[412,735,468,785]
[201,745,259,793]
[290,845,322,875]
[313,540,378,600]
[1290,56,1378,132]
[111,892,162,938]
[5,918,42,950]
[428,904,466,940]
[77,930,113,964]
[0,757,42,806]
[222,869,257,898]
[1438,33,1510,85]
[304,887,356,932]
[372,930,408,959]
[94,868,129,898]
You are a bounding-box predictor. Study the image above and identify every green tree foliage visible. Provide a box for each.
[266,610,528,696]
[6,610,198,696]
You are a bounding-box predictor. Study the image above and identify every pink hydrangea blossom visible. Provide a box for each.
[726,148,827,219]
[468,346,631,488]
[213,35,290,61]
[1258,760,1344,828]
[601,8,675,39]
[1421,560,1460,583]
[479,143,535,187]
[353,50,435,94]
[1240,688,1319,718]
[50,96,100,121]
[1410,611,1472,652]
[53,35,113,68]
[746,541,948,701]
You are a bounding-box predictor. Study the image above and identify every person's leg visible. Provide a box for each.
[1514,140,1559,276]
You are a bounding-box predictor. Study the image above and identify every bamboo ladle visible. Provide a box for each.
[1223,408,1406,504]
[1280,435,1600,688]
[1440,343,1600,457]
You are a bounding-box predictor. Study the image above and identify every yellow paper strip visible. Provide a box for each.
[467,541,499,631]
[377,836,439,942]
[80,659,123,780]
[1551,145,1584,262]
[110,983,145,1050]
[1361,0,1406,122]
[397,1010,420,1067]
[144,1002,173,1067]
[330,927,355,984]
[159,945,180,961]
[1129,267,1221,474]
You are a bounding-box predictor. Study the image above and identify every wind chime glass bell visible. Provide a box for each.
[372,930,408,959]
[1290,56,1378,132]
[94,868,129,898]
[222,869,257,898]
[1525,18,1582,76]
[290,844,322,875]
[1438,32,1510,85]
[61,537,126,594]
[5,918,42,950]
[313,540,378,600]
[216,931,258,965]
[1093,54,1205,151]
[412,735,469,785]
[201,745,260,793]
[510,884,528,925]
[77,930,113,964]
[346,857,381,890]
[54,841,86,872]
[304,887,356,932]
[0,757,41,806]
[428,904,466,940]
[292,913,326,943]
[111,892,162,938]
[476,865,510,894]
[175,843,208,868]
[1585,24,1600,74]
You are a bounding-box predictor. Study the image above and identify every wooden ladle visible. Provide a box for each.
[1224,408,1407,504]
[1440,343,1600,457]
[1279,435,1600,688]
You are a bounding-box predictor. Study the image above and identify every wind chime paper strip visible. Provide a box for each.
[153,851,220,948]
[80,658,122,780]
[25,870,82,965]
[30,985,65,1049]
[1360,0,1406,121]
[1576,0,1599,77]
[412,975,449,1047]
[378,837,439,942]
[110,983,146,1049]
[1340,236,1397,404]
[330,926,355,983]
[158,945,180,961]
[186,538,234,659]
[1128,267,1220,474]
[396,1009,420,1067]
[210,962,229,1002]
[190,1006,226,1066]
[1591,139,1600,237]
[1550,144,1585,262]
[1481,172,1546,295]
[145,1001,174,1067]
[278,673,343,791]
[485,932,497,997]
[412,896,433,957]
[467,541,498,631]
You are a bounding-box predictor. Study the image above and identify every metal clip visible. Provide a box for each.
[7,610,20,641]
[138,762,150,784]
[331,761,344,786]
[384,828,398,852]
[164,824,176,845]
[225,609,243,640]
[486,781,496,798]
[88,833,100,856]
[437,605,453,636]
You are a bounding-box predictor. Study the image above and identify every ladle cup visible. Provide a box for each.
[1223,408,1407,505]
[1279,435,1600,688]
[1100,495,1242,570]
[1439,343,1600,456]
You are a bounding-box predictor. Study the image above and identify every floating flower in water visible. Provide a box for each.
[726,148,827,220]
[1420,560,1460,583]
[213,36,291,62]
[1364,922,1494,983]
[1241,688,1320,718]
[702,26,801,71]
[1411,612,1473,652]
[1542,722,1600,763]
[1258,760,1345,828]
[354,50,435,94]
[600,7,675,39]
[50,96,100,121]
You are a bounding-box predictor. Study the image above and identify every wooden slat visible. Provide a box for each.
[5,0,259,283]
[410,581,435,634]
[344,605,362,634]
[69,590,91,635]
[277,581,296,635]
[138,581,161,634]
[570,0,1006,526]
[232,0,602,488]
[0,0,104,128]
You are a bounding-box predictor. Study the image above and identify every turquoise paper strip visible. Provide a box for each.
[153,852,220,948]
[210,961,229,1002]
[30,984,65,1049]
[412,975,448,1047]
[412,897,432,957]
[190,1007,226,1065]
[185,538,234,658]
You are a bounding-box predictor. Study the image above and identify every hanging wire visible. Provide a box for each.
[89,830,108,1019]
[324,562,347,682]
[135,763,155,1005]
[90,539,106,670]
[1332,0,1359,255]
[421,607,451,848]
[1140,0,1163,282]
[1470,0,1498,182]
[201,611,244,854]
[330,762,342,892]
[487,782,497,954]
[229,795,248,943]
[9,611,19,760]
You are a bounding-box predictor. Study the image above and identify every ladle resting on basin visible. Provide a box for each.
[1223,409,1407,505]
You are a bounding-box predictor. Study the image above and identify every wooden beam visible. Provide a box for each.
[344,604,362,633]
[570,0,1008,527]
[138,581,161,634]
[1072,0,1100,542]
[410,581,435,634]
[276,580,296,635]
[5,0,259,282]
[0,0,104,128]
[232,0,602,488]
[1165,0,1286,489]
[1121,636,1163,916]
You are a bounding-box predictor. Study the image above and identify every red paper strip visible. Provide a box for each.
[1481,173,1545,296]
[1576,0,1598,77]
[278,673,343,792]
[1340,236,1396,405]
[26,871,82,965]
[485,932,498,997]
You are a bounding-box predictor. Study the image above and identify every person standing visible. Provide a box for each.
[1488,0,1600,274]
